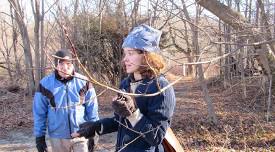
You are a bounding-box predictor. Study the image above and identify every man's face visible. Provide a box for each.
[56,56,74,78]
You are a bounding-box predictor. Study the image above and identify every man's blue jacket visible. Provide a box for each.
[33,71,99,139]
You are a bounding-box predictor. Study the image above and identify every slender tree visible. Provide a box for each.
[8,0,35,95]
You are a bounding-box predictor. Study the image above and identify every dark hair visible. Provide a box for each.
[53,49,75,66]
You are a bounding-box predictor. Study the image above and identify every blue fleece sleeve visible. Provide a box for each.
[85,87,99,121]
[33,90,48,137]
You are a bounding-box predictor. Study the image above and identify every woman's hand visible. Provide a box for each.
[112,94,137,117]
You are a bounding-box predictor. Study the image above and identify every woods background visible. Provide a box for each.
[0,0,275,151]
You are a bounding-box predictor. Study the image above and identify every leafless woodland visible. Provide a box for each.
[0,0,275,151]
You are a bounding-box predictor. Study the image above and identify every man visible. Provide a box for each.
[33,49,99,152]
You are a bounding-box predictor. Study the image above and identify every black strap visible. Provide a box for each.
[37,83,56,108]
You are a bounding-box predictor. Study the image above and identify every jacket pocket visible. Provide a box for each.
[47,108,65,134]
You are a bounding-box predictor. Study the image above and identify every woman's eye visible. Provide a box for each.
[128,51,135,55]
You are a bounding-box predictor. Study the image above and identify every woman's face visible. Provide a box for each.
[122,48,144,74]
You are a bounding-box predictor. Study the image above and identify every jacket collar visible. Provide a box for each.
[54,70,74,83]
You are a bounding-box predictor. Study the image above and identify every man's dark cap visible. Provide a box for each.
[52,49,75,65]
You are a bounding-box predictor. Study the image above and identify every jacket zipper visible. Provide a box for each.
[66,84,72,137]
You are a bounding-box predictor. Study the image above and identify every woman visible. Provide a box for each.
[72,24,176,152]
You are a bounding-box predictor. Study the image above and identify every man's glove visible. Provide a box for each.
[77,121,102,139]
[35,136,48,152]
[112,94,137,117]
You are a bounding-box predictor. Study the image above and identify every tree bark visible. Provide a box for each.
[31,0,41,89]
[197,0,247,30]
[196,0,272,78]
[130,0,141,27]
[10,4,21,77]
[0,24,13,82]
[181,0,194,75]
[257,0,275,53]
[9,0,35,95]
[40,0,45,78]
[194,4,217,123]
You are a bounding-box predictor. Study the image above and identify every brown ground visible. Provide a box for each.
[0,75,275,151]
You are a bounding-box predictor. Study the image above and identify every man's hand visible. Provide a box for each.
[112,94,137,117]
[71,121,101,139]
[35,136,48,152]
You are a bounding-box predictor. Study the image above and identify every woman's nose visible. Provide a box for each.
[123,55,128,62]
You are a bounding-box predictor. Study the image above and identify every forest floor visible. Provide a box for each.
[0,75,275,151]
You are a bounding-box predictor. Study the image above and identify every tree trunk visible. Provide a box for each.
[31,0,41,89]
[98,0,104,34]
[194,4,217,123]
[130,0,141,27]
[6,55,13,82]
[58,1,66,48]
[0,24,13,82]
[236,1,247,98]
[257,0,275,52]
[224,23,232,82]
[115,0,126,83]
[223,0,232,86]
[181,0,193,76]
[248,0,252,22]
[40,0,45,78]
[10,4,21,77]
[273,3,275,38]
[198,64,217,124]
[196,0,272,78]
[218,19,223,77]
[9,0,35,95]
[255,1,260,26]
[72,0,79,43]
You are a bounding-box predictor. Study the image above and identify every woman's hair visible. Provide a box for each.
[139,51,165,79]
[121,49,166,79]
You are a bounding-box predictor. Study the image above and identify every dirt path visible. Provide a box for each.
[0,123,116,152]
[0,130,116,152]
[0,129,36,152]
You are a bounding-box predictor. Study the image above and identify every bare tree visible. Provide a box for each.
[257,0,274,121]
[72,0,79,43]
[115,0,126,33]
[196,0,272,77]
[10,4,21,77]
[130,0,141,27]
[40,0,46,78]
[194,4,217,123]
[8,0,35,95]
[0,20,13,81]
[223,0,232,85]
[274,2,275,38]
[196,0,275,122]
[31,0,42,88]
[257,0,275,52]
